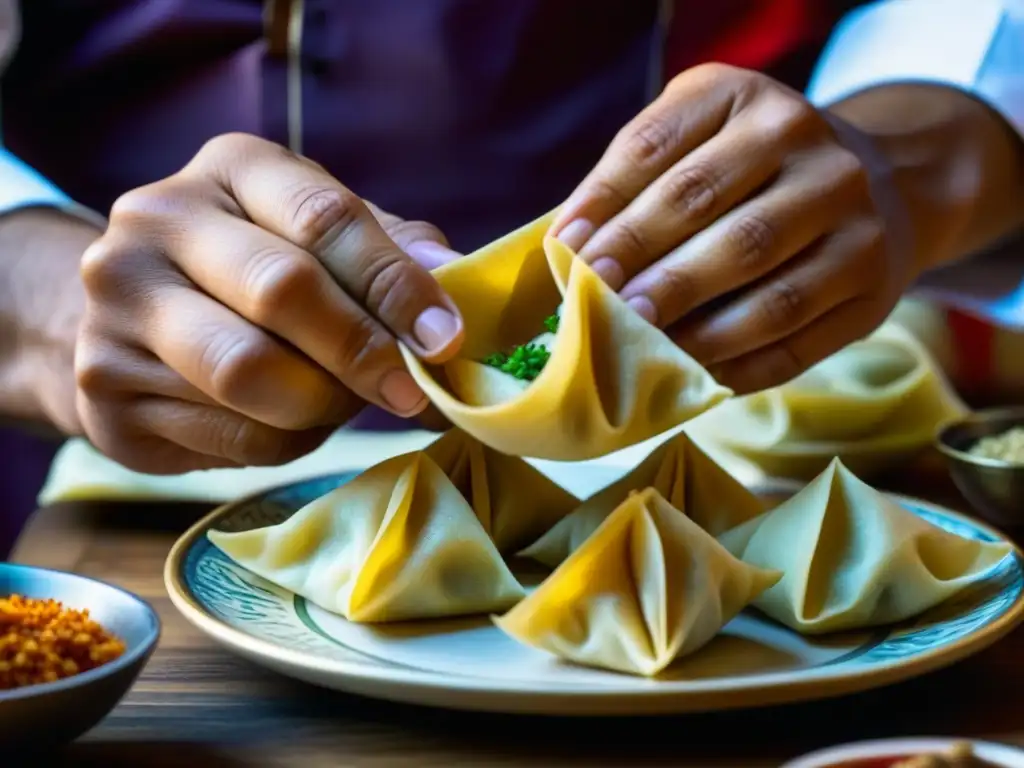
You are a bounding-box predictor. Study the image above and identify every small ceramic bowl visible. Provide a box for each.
[782,737,1024,767]
[0,562,160,749]
[936,407,1024,528]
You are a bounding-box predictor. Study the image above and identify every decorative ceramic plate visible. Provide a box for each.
[782,737,1024,767]
[165,470,1024,716]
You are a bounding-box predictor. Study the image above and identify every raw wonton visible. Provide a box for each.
[519,430,763,569]
[718,458,1013,634]
[208,452,526,623]
[423,428,579,553]
[688,322,968,480]
[495,487,780,676]
[401,210,731,460]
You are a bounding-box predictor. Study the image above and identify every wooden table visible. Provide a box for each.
[12,468,1024,767]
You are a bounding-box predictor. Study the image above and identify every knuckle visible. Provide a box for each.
[730,214,777,272]
[212,415,267,465]
[332,311,390,377]
[196,132,263,166]
[833,147,867,182]
[620,116,677,168]
[656,264,699,312]
[760,280,805,329]
[109,177,212,228]
[79,237,136,298]
[777,96,817,133]
[831,148,871,196]
[663,162,718,221]
[242,249,321,323]
[755,94,817,147]
[74,342,120,396]
[678,62,738,90]
[364,255,424,318]
[285,185,362,251]
[109,185,159,220]
[200,330,277,406]
[609,219,652,260]
[587,176,632,211]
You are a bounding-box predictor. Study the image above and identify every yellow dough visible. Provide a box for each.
[208,452,526,623]
[495,488,779,676]
[422,428,579,554]
[401,210,731,460]
[718,458,1013,634]
[519,431,764,569]
[688,322,968,479]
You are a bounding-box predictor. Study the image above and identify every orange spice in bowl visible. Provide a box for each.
[0,594,126,690]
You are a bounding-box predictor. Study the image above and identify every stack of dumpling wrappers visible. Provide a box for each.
[209,212,1013,678]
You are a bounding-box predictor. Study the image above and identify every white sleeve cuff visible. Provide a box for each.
[807,0,1024,331]
[0,147,106,227]
[807,0,1024,138]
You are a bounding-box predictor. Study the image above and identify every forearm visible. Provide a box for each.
[829,83,1024,275]
[0,208,100,434]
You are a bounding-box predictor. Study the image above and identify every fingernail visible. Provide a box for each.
[380,370,427,415]
[405,241,461,270]
[555,219,596,252]
[627,295,658,325]
[414,306,460,355]
[589,257,625,291]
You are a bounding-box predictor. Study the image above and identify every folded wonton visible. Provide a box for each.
[423,428,579,553]
[208,452,526,623]
[688,322,967,480]
[718,458,1013,635]
[519,431,764,569]
[401,211,731,460]
[494,488,780,676]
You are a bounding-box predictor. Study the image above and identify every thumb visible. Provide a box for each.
[363,200,462,270]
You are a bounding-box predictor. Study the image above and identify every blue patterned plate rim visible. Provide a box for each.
[164,472,1024,713]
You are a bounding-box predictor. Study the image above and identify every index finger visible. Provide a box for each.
[549,65,743,258]
[186,134,464,363]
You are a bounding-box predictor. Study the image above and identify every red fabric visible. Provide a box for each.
[664,0,832,78]
[946,308,996,390]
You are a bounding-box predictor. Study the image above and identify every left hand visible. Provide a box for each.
[551,64,916,394]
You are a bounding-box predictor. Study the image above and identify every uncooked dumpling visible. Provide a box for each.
[208,452,526,623]
[519,431,763,569]
[495,487,780,676]
[423,428,579,554]
[688,322,967,479]
[401,210,731,461]
[718,458,1013,634]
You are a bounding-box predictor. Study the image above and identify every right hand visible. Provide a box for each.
[76,133,465,474]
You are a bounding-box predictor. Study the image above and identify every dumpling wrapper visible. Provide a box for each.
[688,322,968,480]
[519,430,763,569]
[401,210,731,460]
[495,487,780,676]
[208,452,526,623]
[719,458,1013,635]
[423,428,579,553]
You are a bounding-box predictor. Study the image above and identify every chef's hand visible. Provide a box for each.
[552,64,915,394]
[77,133,463,474]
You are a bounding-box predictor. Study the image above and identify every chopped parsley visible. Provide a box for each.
[482,314,560,381]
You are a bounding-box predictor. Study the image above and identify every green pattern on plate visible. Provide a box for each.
[182,473,1023,677]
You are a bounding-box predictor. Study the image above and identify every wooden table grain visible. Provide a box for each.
[11,466,1024,767]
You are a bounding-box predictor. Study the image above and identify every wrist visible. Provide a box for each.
[0,207,102,434]
[827,83,1024,277]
